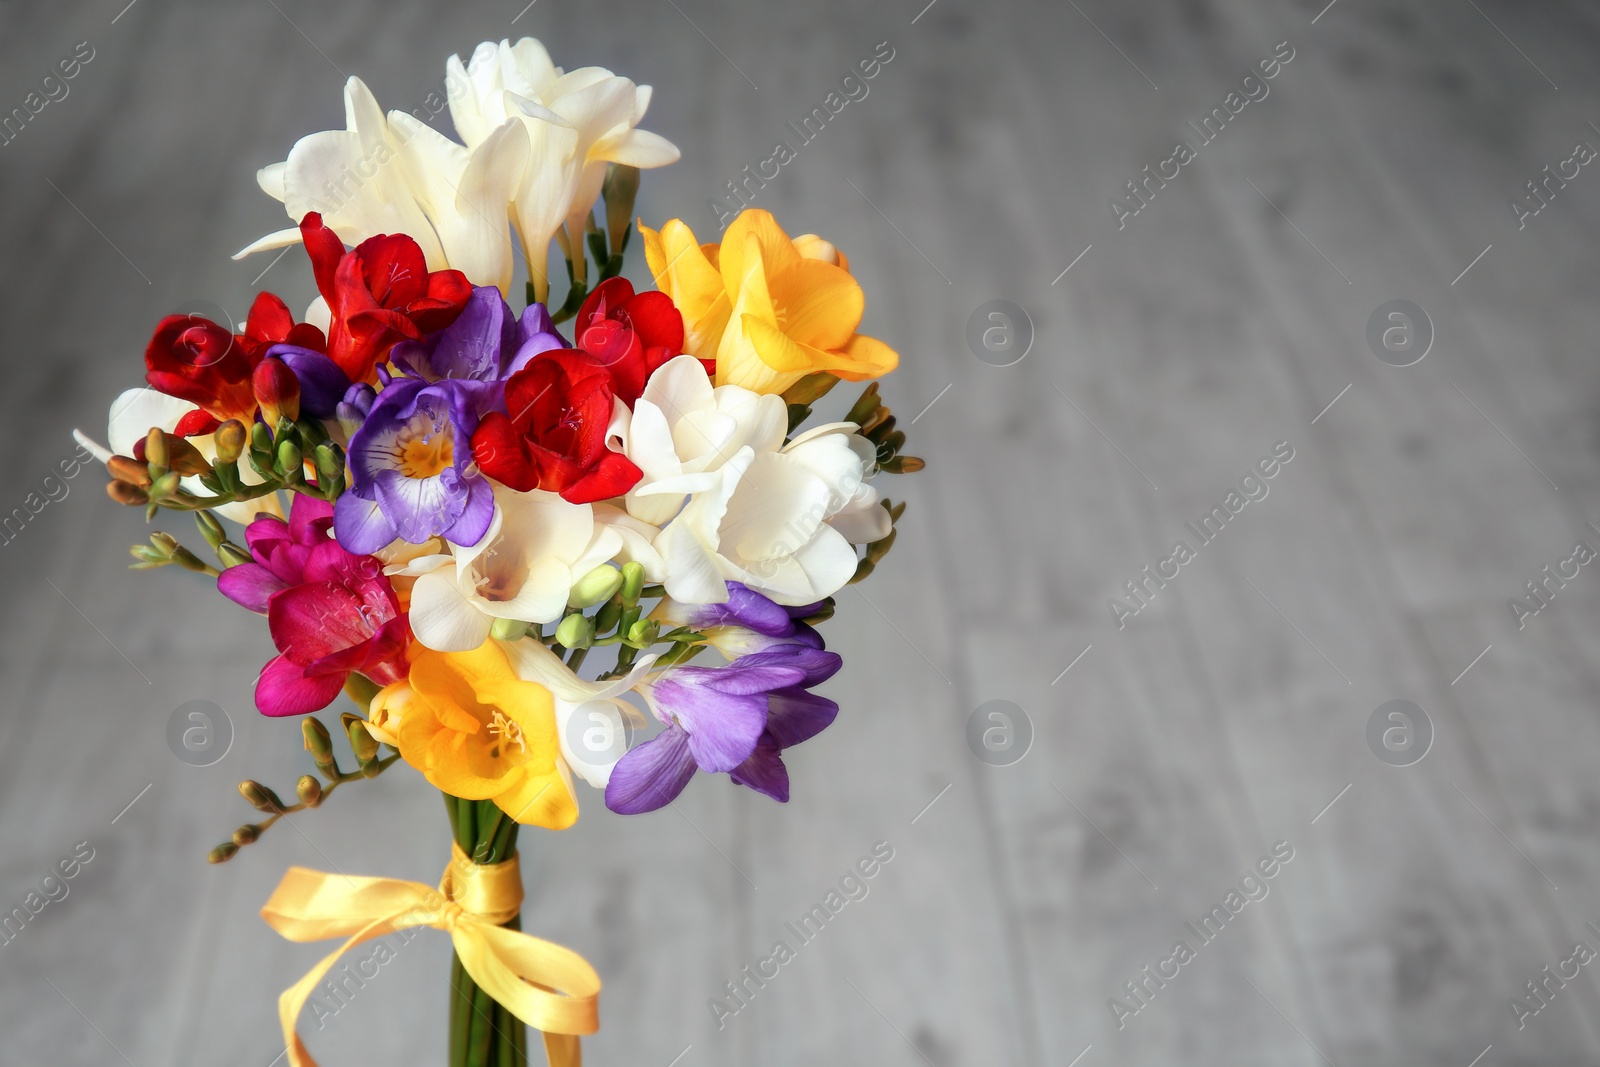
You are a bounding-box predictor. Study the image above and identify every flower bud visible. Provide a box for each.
[253,358,301,425]
[144,427,169,471]
[603,164,641,256]
[162,434,212,477]
[347,719,378,763]
[555,613,595,649]
[208,842,240,864]
[314,443,344,485]
[569,564,623,609]
[214,420,247,464]
[238,780,286,813]
[107,480,149,506]
[627,619,660,647]
[149,471,181,500]
[232,824,261,846]
[195,510,226,550]
[217,542,253,568]
[276,439,303,481]
[302,717,336,771]
[296,775,323,808]
[150,532,180,556]
[337,383,376,438]
[107,455,152,487]
[594,599,622,635]
[488,617,527,641]
[171,546,212,574]
[620,561,645,607]
[250,421,274,457]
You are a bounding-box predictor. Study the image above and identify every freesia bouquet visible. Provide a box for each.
[77,36,919,1067]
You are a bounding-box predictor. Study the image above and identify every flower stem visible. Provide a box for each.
[446,795,527,1067]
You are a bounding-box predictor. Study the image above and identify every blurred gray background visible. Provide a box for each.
[3,0,1600,1064]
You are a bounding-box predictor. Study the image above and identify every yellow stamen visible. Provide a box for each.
[394,421,453,479]
[487,711,526,756]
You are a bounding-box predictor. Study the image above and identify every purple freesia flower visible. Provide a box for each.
[605,644,843,814]
[654,581,825,655]
[336,381,376,437]
[390,286,566,382]
[333,374,496,554]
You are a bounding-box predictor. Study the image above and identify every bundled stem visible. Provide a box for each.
[444,794,527,1067]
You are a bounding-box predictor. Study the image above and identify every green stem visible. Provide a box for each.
[449,953,471,1067]
[467,982,494,1067]
[446,795,528,1067]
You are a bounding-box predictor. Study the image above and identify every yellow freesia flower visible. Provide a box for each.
[376,641,577,829]
[640,208,899,395]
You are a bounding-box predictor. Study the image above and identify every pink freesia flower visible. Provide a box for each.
[218,495,410,716]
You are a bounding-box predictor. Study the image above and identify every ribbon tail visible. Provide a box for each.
[543,1032,581,1067]
[451,924,600,1055]
[278,916,405,1067]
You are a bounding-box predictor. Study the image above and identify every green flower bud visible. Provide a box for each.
[302,717,335,768]
[250,421,274,457]
[314,443,344,486]
[130,544,168,565]
[489,617,527,641]
[232,824,261,846]
[149,532,180,556]
[594,600,622,635]
[171,546,213,574]
[555,613,595,649]
[347,719,378,763]
[602,163,640,256]
[620,561,645,607]
[149,471,182,500]
[627,619,660,647]
[196,511,226,551]
[276,439,303,481]
[296,775,323,808]
[217,543,253,569]
[238,780,286,813]
[569,564,623,609]
[208,842,240,864]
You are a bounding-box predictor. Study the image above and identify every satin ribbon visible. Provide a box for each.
[261,843,599,1067]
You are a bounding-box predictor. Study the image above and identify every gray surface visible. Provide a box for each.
[3,0,1600,1064]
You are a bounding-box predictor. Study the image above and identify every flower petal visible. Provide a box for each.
[409,567,494,652]
[256,654,346,717]
[604,723,698,814]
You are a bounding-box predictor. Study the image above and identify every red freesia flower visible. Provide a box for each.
[216,495,409,716]
[239,290,328,358]
[301,212,472,384]
[143,291,327,424]
[471,350,644,504]
[144,315,258,423]
[572,277,691,405]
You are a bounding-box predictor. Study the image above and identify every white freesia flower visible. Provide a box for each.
[608,355,788,526]
[656,426,892,605]
[73,388,281,524]
[234,77,530,293]
[399,486,664,653]
[501,638,656,789]
[446,38,680,296]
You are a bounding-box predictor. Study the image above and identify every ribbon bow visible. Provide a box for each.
[261,843,600,1067]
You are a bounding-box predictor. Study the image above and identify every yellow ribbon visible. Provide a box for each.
[261,843,599,1067]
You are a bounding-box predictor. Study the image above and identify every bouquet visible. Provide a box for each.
[76,36,920,1067]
